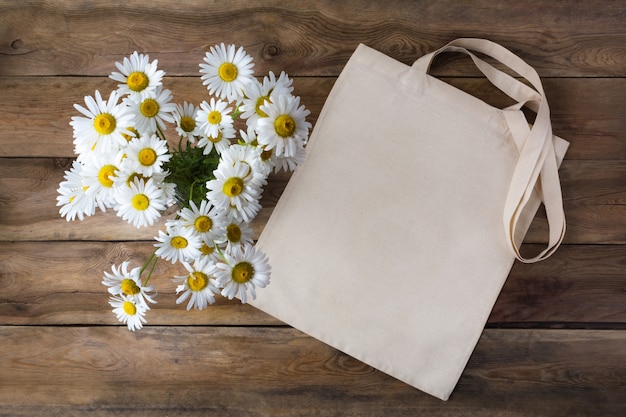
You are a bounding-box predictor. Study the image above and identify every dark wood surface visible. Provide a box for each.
[1,1,625,415]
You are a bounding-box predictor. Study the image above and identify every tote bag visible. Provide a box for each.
[250,38,569,400]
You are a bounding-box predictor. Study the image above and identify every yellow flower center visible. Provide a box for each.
[140,98,159,118]
[260,147,273,162]
[209,131,222,143]
[93,113,116,135]
[180,116,196,133]
[208,110,222,125]
[194,216,212,233]
[218,62,238,82]
[223,177,244,197]
[122,126,139,142]
[231,261,254,284]
[126,172,147,186]
[187,271,209,292]
[226,223,241,243]
[171,236,188,249]
[131,194,149,211]
[127,71,149,92]
[200,243,215,255]
[120,278,141,296]
[138,148,157,166]
[97,165,117,187]
[274,114,296,137]
[255,95,270,117]
[123,301,137,316]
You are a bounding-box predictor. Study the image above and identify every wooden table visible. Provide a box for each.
[1,1,625,415]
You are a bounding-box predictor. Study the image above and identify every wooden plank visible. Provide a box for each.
[0,326,624,416]
[0,240,281,326]
[0,156,276,241]
[0,76,624,159]
[498,244,626,325]
[0,76,333,158]
[0,0,624,77]
[525,159,626,245]
[1,157,624,244]
[1,242,624,326]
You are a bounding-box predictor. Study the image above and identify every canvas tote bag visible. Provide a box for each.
[250,38,569,400]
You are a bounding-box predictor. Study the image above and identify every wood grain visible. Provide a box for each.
[1,157,625,244]
[1,0,624,77]
[0,0,624,414]
[0,327,624,416]
[1,242,624,327]
[0,76,624,159]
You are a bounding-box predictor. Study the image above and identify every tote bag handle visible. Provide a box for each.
[411,38,566,263]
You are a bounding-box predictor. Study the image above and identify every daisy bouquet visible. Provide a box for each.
[57,44,311,331]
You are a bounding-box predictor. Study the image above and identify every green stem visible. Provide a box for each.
[177,134,184,154]
[143,254,159,287]
[214,243,228,264]
[156,125,167,142]
[231,103,242,119]
[140,251,158,286]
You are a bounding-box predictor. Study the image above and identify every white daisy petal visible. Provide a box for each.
[71,90,134,157]
[56,160,97,221]
[115,177,167,228]
[174,101,201,140]
[109,52,165,102]
[199,43,255,102]
[154,223,203,264]
[215,243,271,303]
[256,94,311,157]
[173,258,220,311]
[126,85,177,134]
[109,295,149,331]
[124,134,171,176]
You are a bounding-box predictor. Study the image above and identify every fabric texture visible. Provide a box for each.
[250,39,569,400]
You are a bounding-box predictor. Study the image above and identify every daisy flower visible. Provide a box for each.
[126,85,176,134]
[174,101,200,141]
[113,167,174,202]
[109,51,165,102]
[173,257,221,311]
[272,135,307,173]
[109,295,149,331]
[120,125,141,143]
[198,237,220,261]
[81,152,124,212]
[219,142,268,185]
[199,43,255,102]
[239,128,275,177]
[71,90,134,156]
[102,261,157,308]
[115,177,168,228]
[196,123,236,155]
[216,243,271,304]
[256,94,311,157]
[195,98,233,140]
[217,218,254,254]
[57,160,96,221]
[154,223,202,264]
[205,160,263,223]
[124,134,171,176]
[112,167,149,190]
[177,199,224,244]
[239,71,294,128]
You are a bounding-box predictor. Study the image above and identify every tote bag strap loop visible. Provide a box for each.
[412,38,566,263]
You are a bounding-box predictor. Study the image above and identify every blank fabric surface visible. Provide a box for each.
[249,39,568,400]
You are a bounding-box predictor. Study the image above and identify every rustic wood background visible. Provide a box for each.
[1,0,625,415]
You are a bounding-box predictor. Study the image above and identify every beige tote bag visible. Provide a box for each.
[251,38,569,400]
